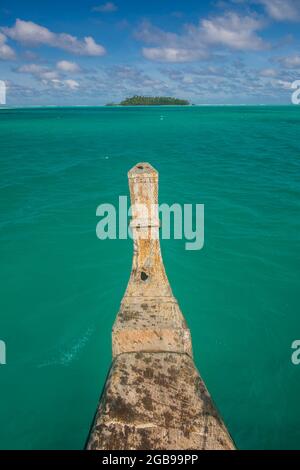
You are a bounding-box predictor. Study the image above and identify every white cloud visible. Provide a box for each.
[0,32,16,60]
[260,68,278,77]
[278,55,300,68]
[142,47,207,63]
[89,65,170,97]
[15,63,80,91]
[16,63,59,80]
[200,12,266,50]
[272,79,293,90]
[92,2,118,12]
[138,12,267,63]
[2,19,106,56]
[256,0,300,22]
[23,50,38,60]
[56,60,80,72]
[46,78,80,90]
[62,79,80,90]
[136,21,181,47]
[10,61,293,104]
[159,63,293,103]
[17,64,43,73]
[83,37,105,56]
[136,21,207,63]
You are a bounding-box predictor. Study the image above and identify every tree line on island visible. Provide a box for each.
[106,96,190,106]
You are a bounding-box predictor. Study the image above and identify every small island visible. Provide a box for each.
[106,95,190,106]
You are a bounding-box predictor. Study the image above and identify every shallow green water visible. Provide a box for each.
[0,106,300,449]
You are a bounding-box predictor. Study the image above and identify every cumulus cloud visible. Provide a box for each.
[260,68,278,77]
[136,21,207,63]
[136,21,178,46]
[159,63,293,103]
[15,63,80,91]
[92,2,118,12]
[2,19,106,56]
[5,80,44,101]
[23,50,38,60]
[277,55,300,68]
[272,79,293,90]
[51,79,80,90]
[137,12,267,63]
[200,12,266,50]
[256,0,300,22]
[142,47,207,63]
[235,0,300,22]
[11,60,294,104]
[86,65,170,98]
[64,79,80,90]
[0,32,16,60]
[16,63,59,80]
[56,60,81,72]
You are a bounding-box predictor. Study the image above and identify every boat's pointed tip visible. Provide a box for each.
[128,162,158,178]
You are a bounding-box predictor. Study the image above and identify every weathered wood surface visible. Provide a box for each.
[87,163,235,450]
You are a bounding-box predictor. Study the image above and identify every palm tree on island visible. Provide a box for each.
[106,95,190,106]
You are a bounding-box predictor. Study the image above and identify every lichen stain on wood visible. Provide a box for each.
[86,163,235,450]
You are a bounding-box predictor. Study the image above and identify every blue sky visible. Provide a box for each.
[1,0,300,104]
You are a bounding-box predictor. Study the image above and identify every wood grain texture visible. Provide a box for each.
[87,163,235,450]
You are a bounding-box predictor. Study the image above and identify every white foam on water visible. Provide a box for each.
[37,327,94,368]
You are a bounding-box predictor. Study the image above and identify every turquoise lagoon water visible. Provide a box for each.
[0,106,299,449]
